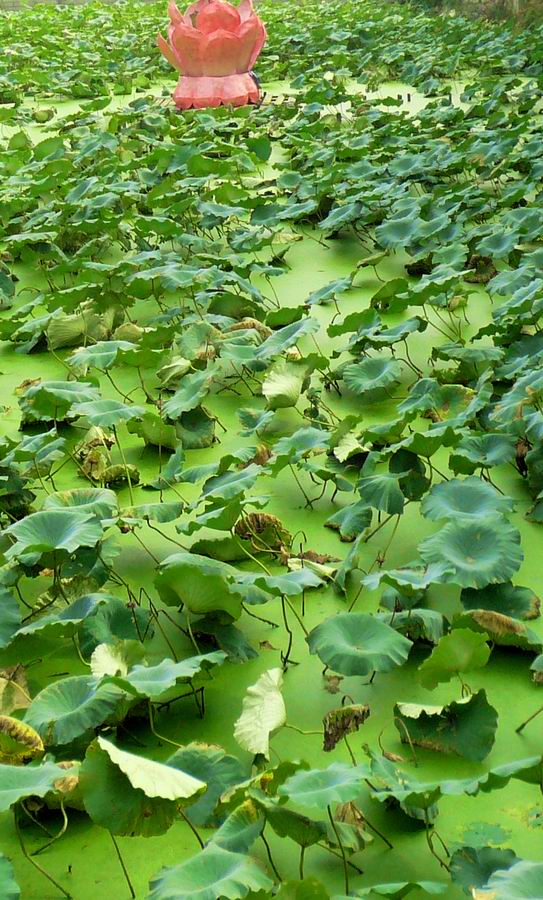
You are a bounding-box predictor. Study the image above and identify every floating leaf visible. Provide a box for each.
[394,691,498,761]
[418,629,490,689]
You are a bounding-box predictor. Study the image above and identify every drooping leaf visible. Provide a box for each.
[234,668,286,759]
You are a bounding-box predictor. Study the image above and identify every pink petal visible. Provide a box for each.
[237,0,254,23]
[200,28,240,76]
[196,0,241,35]
[235,15,266,72]
[157,33,182,72]
[170,22,205,75]
[168,1,183,24]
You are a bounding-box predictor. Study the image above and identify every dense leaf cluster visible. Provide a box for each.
[1,0,543,897]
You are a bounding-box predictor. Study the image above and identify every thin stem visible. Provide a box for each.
[327,804,349,895]
[516,704,543,733]
[281,596,295,669]
[363,812,394,850]
[283,595,309,637]
[179,808,205,849]
[148,701,183,750]
[343,734,357,766]
[110,832,135,899]
[260,830,282,882]
[299,845,306,880]
[284,723,322,736]
[14,810,72,899]
[33,802,68,856]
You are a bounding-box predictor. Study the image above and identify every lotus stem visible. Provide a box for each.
[260,830,283,882]
[179,808,205,849]
[327,804,349,895]
[516,703,543,733]
[109,832,135,899]
[14,810,72,899]
[32,801,68,856]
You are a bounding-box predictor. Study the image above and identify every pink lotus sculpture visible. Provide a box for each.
[157,0,267,110]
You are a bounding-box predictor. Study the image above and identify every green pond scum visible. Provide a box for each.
[1,0,543,897]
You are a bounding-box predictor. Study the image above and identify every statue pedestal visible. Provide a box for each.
[173,72,260,109]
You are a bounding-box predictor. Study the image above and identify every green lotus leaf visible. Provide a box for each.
[343,357,402,395]
[16,593,111,639]
[43,488,118,525]
[148,845,273,900]
[394,690,498,761]
[480,860,543,899]
[177,407,216,449]
[72,398,145,427]
[254,317,319,360]
[68,340,137,372]
[418,519,523,589]
[377,608,444,644]
[0,855,19,900]
[167,744,246,827]
[358,473,405,515]
[234,668,286,759]
[421,477,514,521]
[79,739,176,837]
[343,880,448,897]
[96,736,206,800]
[210,800,264,853]
[325,500,372,542]
[278,763,370,810]
[4,509,104,562]
[0,759,65,811]
[0,587,21,649]
[155,552,243,619]
[418,629,491,689]
[449,433,517,476]
[450,846,518,894]
[79,598,152,656]
[119,501,184,525]
[162,368,216,419]
[19,380,100,423]
[307,613,412,676]
[115,652,226,700]
[262,362,306,410]
[24,675,127,745]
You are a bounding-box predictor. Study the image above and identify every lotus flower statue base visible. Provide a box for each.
[173,72,260,109]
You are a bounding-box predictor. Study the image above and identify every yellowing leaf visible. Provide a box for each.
[234,668,286,759]
[0,716,44,764]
